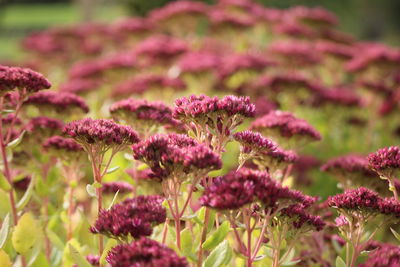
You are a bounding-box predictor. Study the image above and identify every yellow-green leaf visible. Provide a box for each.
[0,249,12,267]
[0,173,11,192]
[202,221,230,250]
[12,212,40,255]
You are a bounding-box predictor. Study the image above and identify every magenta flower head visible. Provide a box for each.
[268,41,321,67]
[378,197,400,222]
[280,204,325,231]
[173,95,255,148]
[200,168,268,210]
[106,237,188,267]
[328,187,382,216]
[250,110,321,148]
[321,154,380,189]
[99,181,134,195]
[133,35,187,65]
[64,118,139,154]
[315,41,354,61]
[288,6,337,28]
[24,91,89,118]
[42,135,85,162]
[150,0,208,23]
[25,116,64,139]
[218,53,274,90]
[132,133,221,178]
[312,87,363,108]
[109,98,172,136]
[233,130,277,167]
[360,243,400,267]
[112,74,186,98]
[368,146,400,178]
[178,51,221,75]
[250,146,298,174]
[0,65,51,96]
[91,195,166,240]
[59,78,100,96]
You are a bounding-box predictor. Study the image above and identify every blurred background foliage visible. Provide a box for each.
[1,0,400,60]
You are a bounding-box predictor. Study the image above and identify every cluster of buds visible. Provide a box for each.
[110,98,173,137]
[24,91,89,118]
[91,195,166,240]
[106,237,188,267]
[132,133,221,178]
[173,95,255,151]
[250,110,321,148]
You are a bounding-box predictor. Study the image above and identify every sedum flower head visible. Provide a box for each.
[25,116,64,138]
[327,187,381,213]
[251,110,321,147]
[24,91,89,116]
[199,168,265,210]
[280,204,325,231]
[233,130,277,154]
[133,133,221,178]
[368,146,400,178]
[102,181,134,195]
[91,195,166,240]
[106,237,188,267]
[0,65,51,95]
[200,168,314,211]
[64,118,139,150]
[110,98,172,135]
[42,135,85,162]
[60,78,100,95]
[360,243,400,267]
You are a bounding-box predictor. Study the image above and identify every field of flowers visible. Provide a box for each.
[0,0,400,266]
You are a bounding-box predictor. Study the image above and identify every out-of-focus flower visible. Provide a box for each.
[106,237,188,267]
[315,41,354,61]
[251,110,321,147]
[91,195,166,240]
[98,181,134,195]
[150,1,209,23]
[321,154,386,192]
[42,135,84,162]
[64,118,139,152]
[178,51,221,75]
[268,41,321,67]
[25,116,64,137]
[360,243,400,267]
[133,35,187,65]
[110,98,172,136]
[312,87,363,108]
[60,78,101,95]
[287,6,337,28]
[86,255,100,266]
[112,74,186,98]
[0,65,51,95]
[24,91,89,117]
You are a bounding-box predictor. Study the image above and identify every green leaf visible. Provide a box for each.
[7,130,25,149]
[335,256,346,267]
[0,249,11,267]
[282,260,301,266]
[181,228,193,258]
[86,183,98,198]
[203,240,231,267]
[106,166,120,174]
[35,176,49,197]
[391,228,400,242]
[0,173,11,192]
[12,212,40,255]
[16,175,35,210]
[137,163,149,171]
[0,213,10,248]
[202,221,230,250]
[100,238,118,264]
[68,244,92,267]
[107,190,120,210]
[46,229,65,251]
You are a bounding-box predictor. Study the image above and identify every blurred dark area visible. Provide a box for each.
[1,0,400,59]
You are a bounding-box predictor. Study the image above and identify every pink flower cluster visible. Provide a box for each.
[91,195,166,239]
